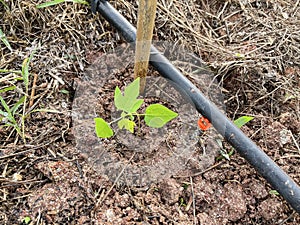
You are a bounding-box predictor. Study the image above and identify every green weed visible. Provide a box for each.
[182,182,190,190]
[36,0,88,9]
[179,197,187,207]
[0,95,24,136]
[234,116,254,129]
[22,216,31,224]
[0,51,36,142]
[269,190,280,196]
[0,28,12,51]
[217,116,254,160]
[0,0,8,9]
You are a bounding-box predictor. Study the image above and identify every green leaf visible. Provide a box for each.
[114,78,143,113]
[94,118,114,138]
[234,116,254,128]
[21,58,29,88]
[37,0,88,8]
[0,28,12,51]
[124,78,140,100]
[0,96,16,124]
[235,53,245,59]
[11,96,25,115]
[121,111,134,121]
[0,110,7,117]
[0,86,16,93]
[60,89,69,94]
[23,216,31,224]
[36,0,65,8]
[0,69,22,74]
[219,148,234,161]
[72,0,88,4]
[114,86,123,110]
[118,118,136,133]
[269,190,280,196]
[130,99,144,112]
[0,0,9,10]
[22,50,36,91]
[146,117,164,127]
[144,104,178,128]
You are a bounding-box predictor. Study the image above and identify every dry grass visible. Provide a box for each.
[117,0,300,117]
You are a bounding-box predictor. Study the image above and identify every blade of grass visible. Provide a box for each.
[0,86,16,93]
[22,50,36,91]
[21,58,30,90]
[0,28,12,51]
[1,121,22,138]
[0,96,16,124]
[234,116,254,128]
[11,96,25,115]
[217,116,255,161]
[72,0,88,4]
[36,0,65,8]
[0,0,9,9]
[0,110,7,117]
[36,0,88,8]
[20,50,36,142]
[0,69,22,74]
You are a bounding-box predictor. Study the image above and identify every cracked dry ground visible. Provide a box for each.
[1,0,300,224]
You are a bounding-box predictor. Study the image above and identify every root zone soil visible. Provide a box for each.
[72,46,222,189]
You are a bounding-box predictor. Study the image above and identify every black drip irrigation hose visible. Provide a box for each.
[94,0,300,213]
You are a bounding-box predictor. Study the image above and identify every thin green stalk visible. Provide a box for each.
[0,0,9,10]
[20,50,36,142]
[36,0,88,9]
[0,28,12,51]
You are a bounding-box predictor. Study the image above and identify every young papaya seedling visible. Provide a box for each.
[94,78,178,138]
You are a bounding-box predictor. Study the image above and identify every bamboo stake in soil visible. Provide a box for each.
[134,0,157,93]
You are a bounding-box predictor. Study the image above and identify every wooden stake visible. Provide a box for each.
[134,0,157,93]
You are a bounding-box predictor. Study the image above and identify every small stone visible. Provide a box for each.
[105,209,115,222]
[280,129,291,145]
